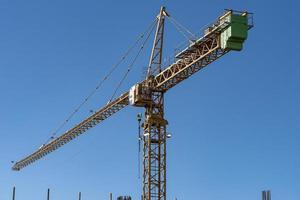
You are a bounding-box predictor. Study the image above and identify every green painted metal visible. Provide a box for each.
[221,14,248,51]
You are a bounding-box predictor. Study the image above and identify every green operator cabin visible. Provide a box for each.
[221,13,248,51]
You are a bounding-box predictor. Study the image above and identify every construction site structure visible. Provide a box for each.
[262,190,271,200]
[12,7,253,200]
[8,186,270,200]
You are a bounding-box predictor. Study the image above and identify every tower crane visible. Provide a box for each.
[12,7,253,200]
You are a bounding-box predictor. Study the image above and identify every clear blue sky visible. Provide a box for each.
[0,1,299,200]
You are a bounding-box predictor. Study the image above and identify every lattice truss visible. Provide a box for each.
[12,10,234,171]
[142,90,167,200]
[13,18,232,170]
[12,13,253,200]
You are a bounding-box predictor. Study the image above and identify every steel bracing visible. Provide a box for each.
[143,6,167,200]
[12,8,253,200]
[146,7,168,77]
[12,92,129,170]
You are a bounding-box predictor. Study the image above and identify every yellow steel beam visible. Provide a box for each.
[12,92,129,170]
[12,9,253,171]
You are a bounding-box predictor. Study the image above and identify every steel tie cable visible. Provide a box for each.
[167,16,196,40]
[109,20,156,101]
[42,18,158,145]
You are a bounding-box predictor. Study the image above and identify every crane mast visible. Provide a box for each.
[143,7,167,200]
[12,7,253,200]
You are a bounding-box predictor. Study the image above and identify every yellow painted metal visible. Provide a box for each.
[12,8,253,200]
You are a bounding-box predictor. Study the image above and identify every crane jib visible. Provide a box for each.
[12,92,129,170]
[12,9,253,171]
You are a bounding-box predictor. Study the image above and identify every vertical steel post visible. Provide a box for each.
[78,192,82,200]
[12,186,16,200]
[267,190,271,200]
[262,190,271,200]
[110,193,112,200]
[47,188,50,200]
[146,6,168,77]
[143,6,168,200]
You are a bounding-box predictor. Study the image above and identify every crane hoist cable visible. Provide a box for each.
[137,113,142,179]
[42,18,157,145]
